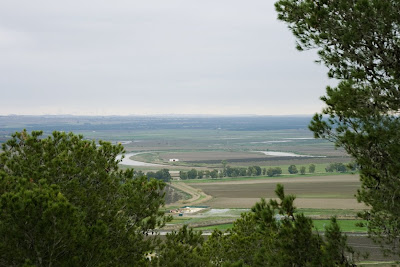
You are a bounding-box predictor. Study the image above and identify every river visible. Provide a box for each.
[116,152,164,167]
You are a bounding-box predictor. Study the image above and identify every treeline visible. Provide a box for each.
[133,169,172,182]
[178,162,358,180]
[288,162,359,175]
[179,166,283,179]
[179,165,269,180]
[325,162,358,173]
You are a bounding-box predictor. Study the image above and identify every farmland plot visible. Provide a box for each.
[189,175,365,209]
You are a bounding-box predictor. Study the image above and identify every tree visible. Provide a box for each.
[0,177,84,266]
[275,0,400,255]
[347,161,359,172]
[288,164,298,174]
[324,217,355,265]
[226,166,234,177]
[180,171,188,180]
[210,169,218,179]
[197,170,204,179]
[238,167,247,177]
[266,168,274,177]
[309,163,316,173]
[247,166,255,176]
[155,168,171,182]
[203,184,354,266]
[153,225,208,267]
[254,166,262,176]
[300,166,306,175]
[325,162,347,173]
[187,169,198,179]
[221,160,228,177]
[147,171,156,179]
[266,167,282,177]
[134,170,145,178]
[0,130,168,266]
[336,163,347,173]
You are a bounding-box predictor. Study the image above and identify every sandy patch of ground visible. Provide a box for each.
[168,182,212,207]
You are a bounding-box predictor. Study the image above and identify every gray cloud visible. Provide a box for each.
[0,0,335,115]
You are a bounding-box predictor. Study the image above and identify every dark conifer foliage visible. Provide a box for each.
[0,130,168,266]
[276,0,400,256]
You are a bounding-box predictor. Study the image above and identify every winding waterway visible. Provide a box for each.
[116,152,164,167]
[256,151,326,158]
[116,150,326,167]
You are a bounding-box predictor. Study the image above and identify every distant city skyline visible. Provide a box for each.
[0,1,336,116]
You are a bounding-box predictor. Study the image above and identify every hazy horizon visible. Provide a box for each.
[0,113,316,117]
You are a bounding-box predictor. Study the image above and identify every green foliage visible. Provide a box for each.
[182,165,265,179]
[188,169,198,179]
[154,184,355,266]
[288,164,298,174]
[276,0,400,255]
[266,167,282,177]
[0,130,168,266]
[147,168,171,182]
[300,166,306,175]
[197,170,205,179]
[246,166,261,176]
[0,177,84,266]
[202,184,354,266]
[325,162,347,173]
[210,169,219,179]
[153,225,209,267]
[324,217,355,265]
[226,166,255,177]
[309,163,316,173]
[179,170,188,180]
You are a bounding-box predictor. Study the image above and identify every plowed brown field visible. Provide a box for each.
[188,175,366,209]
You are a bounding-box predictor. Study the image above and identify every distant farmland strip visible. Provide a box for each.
[183,156,348,164]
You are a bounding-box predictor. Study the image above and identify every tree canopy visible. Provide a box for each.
[0,130,168,266]
[276,0,400,255]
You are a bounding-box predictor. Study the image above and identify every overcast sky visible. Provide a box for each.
[0,1,335,116]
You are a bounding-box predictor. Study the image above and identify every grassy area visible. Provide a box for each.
[297,208,361,217]
[313,219,367,233]
[167,208,365,233]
